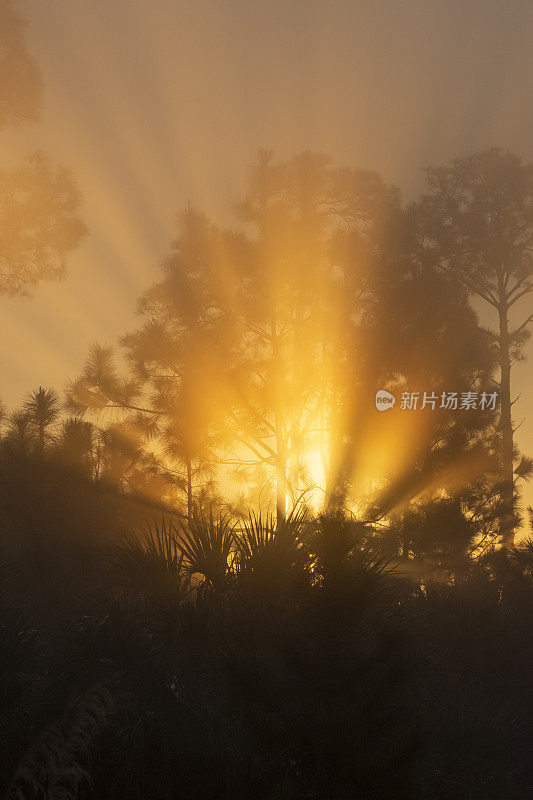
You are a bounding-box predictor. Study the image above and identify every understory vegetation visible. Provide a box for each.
[1,475,533,800]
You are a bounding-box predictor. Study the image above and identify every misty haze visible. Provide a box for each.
[1,1,533,798]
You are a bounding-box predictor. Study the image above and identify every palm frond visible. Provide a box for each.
[110,520,190,605]
[233,509,309,597]
[173,507,234,594]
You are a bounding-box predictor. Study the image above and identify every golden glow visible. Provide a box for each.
[1,1,532,522]
[301,447,327,512]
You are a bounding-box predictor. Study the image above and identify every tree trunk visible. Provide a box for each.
[271,315,287,525]
[497,299,515,547]
[38,425,45,456]
[276,430,287,525]
[186,456,193,522]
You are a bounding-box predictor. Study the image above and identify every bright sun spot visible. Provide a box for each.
[304,448,327,511]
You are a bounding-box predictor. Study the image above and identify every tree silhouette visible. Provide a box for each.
[324,194,500,543]
[66,150,505,535]
[67,153,406,521]
[23,386,59,454]
[3,409,33,455]
[56,417,96,478]
[421,149,533,546]
[0,153,87,296]
[0,3,86,297]
[123,205,225,518]
[66,209,221,517]
[218,152,403,519]
[0,0,42,128]
[225,151,334,519]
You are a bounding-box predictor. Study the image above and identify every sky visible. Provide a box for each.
[1,0,533,510]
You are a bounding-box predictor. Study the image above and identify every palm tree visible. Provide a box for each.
[232,510,310,605]
[58,417,95,476]
[4,410,34,456]
[111,521,190,608]
[23,387,60,455]
[174,508,235,596]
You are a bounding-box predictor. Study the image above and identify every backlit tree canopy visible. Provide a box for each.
[68,150,506,548]
[421,149,533,545]
[0,2,87,297]
[0,0,42,128]
[0,153,87,295]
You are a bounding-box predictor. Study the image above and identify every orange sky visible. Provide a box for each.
[1,0,533,513]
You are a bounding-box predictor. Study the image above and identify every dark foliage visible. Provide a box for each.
[1,493,533,799]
